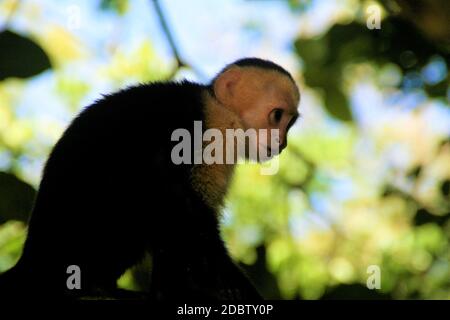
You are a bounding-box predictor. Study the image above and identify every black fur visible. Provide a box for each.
[0,80,262,300]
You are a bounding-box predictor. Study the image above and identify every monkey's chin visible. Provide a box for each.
[242,144,279,163]
[260,145,280,162]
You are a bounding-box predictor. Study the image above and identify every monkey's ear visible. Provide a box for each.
[214,67,241,104]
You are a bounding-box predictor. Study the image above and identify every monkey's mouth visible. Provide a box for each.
[260,144,279,157]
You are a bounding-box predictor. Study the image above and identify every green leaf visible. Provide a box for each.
[0,172,36,224]
[99,0,129,15]
[323,86,352,122]
[0,30,52,81]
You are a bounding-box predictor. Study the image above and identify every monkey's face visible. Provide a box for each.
[240,82,299,161]
[214,66,300,162]
[236,73,300,162]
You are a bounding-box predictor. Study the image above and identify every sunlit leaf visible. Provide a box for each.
[40,26,85,64]
[323,86,352,121]
[0,221,26,271]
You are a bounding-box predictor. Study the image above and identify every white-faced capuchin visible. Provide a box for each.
[0,58,300,300]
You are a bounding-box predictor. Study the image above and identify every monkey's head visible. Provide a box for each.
[211,58,300,162]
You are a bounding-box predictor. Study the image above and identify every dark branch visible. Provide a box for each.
[151,0,207,81]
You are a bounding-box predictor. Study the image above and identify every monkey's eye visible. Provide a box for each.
[271,108,284,124]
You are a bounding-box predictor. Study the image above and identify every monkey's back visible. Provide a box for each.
[13,81,219,296]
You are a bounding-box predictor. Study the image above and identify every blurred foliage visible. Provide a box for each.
[0,30,51,80]
[0,172,35,224]
[101,41,170,84]
[0,0,449,300]
[295,17,449,121]
[100,0,129,15]
[0,221,26,271]
[225,0,450,300]
[288,0,313,13]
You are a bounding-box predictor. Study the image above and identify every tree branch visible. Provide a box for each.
[150,0,207,81]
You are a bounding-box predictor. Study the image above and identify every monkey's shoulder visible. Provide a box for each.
[85,80,206,122]
[59,80,208,148]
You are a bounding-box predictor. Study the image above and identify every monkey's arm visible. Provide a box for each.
[148,182,262,301]
[150,239,262,301]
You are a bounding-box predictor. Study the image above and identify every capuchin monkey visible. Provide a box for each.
[0,58,300,300]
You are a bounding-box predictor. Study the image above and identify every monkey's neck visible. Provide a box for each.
[190,90,245,214]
